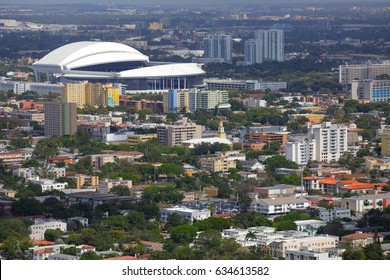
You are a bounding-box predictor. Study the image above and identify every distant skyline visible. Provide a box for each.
[2,0,390,6]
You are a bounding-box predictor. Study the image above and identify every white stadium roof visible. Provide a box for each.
[32,41,149,71]
[32,41,206,87]
[119,63,204,78]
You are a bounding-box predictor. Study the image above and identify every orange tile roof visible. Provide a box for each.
[319,178,340,184]
[32,240,55,246]
[303,177,322,180]
[341,233,382,240]
[341,184,377,190]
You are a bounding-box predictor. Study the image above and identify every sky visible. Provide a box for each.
[1,0,389,5]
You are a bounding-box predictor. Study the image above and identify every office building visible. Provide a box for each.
[350,79,390,102]
[244,30,284,65]
[0,80,63,95]
[339,61,390,85]
[243,98,267,108]
[156,118,202,147]
[44,102,77,137]
[203,34,233,63]
[205,79,287,91]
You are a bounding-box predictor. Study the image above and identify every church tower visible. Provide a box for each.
[217,114,226,139]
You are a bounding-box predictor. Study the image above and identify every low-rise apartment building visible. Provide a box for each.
[160,206,211,224]
[29,219,67,240]
[269,235,339,258]
[251,196,309,215]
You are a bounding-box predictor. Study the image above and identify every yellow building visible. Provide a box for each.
[148,22,163,31]
[203,187,219,197]
[62,82,113,108]
[199,154,236,173]
[104,84,120,107]
[299,106,323,113]
[288,113,325,124]
[72,174,99,189]
[381,128,390,156]
[128,134,157,148]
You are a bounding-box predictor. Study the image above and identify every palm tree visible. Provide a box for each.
[245,231,257,241]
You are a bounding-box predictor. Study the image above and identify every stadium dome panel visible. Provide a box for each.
[32,41,149,71]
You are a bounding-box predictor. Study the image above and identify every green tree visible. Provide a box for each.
[196,229,222,259]
[74,156,93,175]
[166,213,187,228]
[279,175,301,186]
[238,194,253,212]
[33,138,59,159]
[0,217,31,242]
[273,220,297,231]
[263,155,298,175]
[80,251,103,260]
[169,225,198,245]
[245,231,257,241]
[9,133,31,151]
[110,185,131,196]
[11,197,44,216]
[363,243,385,260]
[44,228,64,242]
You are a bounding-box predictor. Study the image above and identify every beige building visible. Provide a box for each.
[381,128,390,156]
[288,113,325,124]
[199,154,236,173]
[340,232,383,248]
[70,174,99,189]
[44,102,77,137]
[148,22,163,31]
[62,82,114,108]
[365,157,390,171]
[128,134,157,148]
[99,178,133,192]
[157,118,201,147]
[269,235,339,258]
[163,90,190,113]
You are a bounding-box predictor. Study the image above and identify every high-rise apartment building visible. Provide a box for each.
[244,30,284,65]
[188,89,228,112]
[286,122,347,164]
[309,122,348,163]
[286,139,317,165]
[381,128,390,157]
[62,82,119,107]
[163,89,189,113]
[203,34,233,63]
[156,118,201,147]
[44,102,77,137]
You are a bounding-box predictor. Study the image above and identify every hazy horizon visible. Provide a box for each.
[1,0,390,6]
